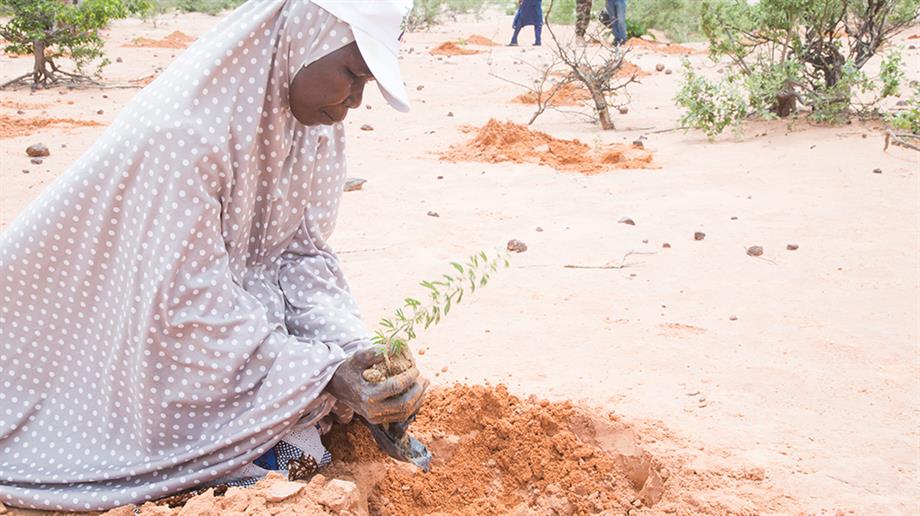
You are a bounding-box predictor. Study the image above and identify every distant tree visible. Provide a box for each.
[0,0,150,89]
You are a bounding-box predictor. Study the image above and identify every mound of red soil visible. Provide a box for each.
[617,59,651,78]
[430,41,480,56]
[0,114,101,139]
[513,82,593,107]
[125,31,196,49]
[441,119,655,174]
[466,34,498,46]
[626,37,696,55]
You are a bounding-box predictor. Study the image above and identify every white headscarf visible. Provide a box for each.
[0,0,376,510]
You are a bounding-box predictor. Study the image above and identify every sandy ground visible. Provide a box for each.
[1,10,919,515]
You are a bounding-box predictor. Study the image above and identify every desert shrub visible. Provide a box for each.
[625,18,647,39]
[674,60,748,138]
[887,84,920,134]
[631,0,703,42]
[407,0,510,30]
[0,0,149,88]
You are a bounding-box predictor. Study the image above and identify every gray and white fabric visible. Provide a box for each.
[0,0,373,510]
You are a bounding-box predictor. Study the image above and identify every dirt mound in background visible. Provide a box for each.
[466,34,498,46]
[430,41,480,56]
[626,37,696,55]
[0,114,101,139]
[513,82,593,107]
[617,60,651,78]
[125,31,196,49]
[441,119,655,174]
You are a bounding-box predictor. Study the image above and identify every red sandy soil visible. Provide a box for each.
[908,34,920,39]
[617,59,651,78]
[101,384,788,515]
[442,119,655,174]
[466,34,498,46]
[513,82,593,107]
[0,100,50,110]
[124,31,196,49]
[430,41,480,56]
[625,37,696,55]
[0,114,101,139]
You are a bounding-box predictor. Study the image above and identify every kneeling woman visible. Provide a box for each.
[0,0,427,510]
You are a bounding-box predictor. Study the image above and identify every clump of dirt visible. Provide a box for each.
[466,34,498,46]
[626,37,696,55]
[616,59,651,78]
[0,114,101,139]
[125,31,196,49]
[430,42,480,56]
[324,384,662,515]
[441,119,655,174]
[513,82,593,107]
[363,351,414,383]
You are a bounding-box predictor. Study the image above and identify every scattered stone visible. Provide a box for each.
[416,85,425,91]
[662,242,671,248]
[693,232,706,241]
[264,480,304,502]
[642,239,649,244]
[730,216,738,220]
[536,226,543,232]
[360,124,374,131]
[665,68,673,75]
[97,110,104,115]
[21,170,29,174]
[30,158,43,165]
[746,245,764,257]
[441,366,448,373]
[26,143,50,157]
[316,478,361,513]
[618,106,629,114]
[417,348,426,355]
[631,139,644,148]
[896,100,909,106]
[437,175,444,179]
[618,217,636,226]
[729,315,737,321]
[16,110,24,115]
[655,63,665,72]
[366,104,372,109]
[872,167,882,174]
[116,57,123,63]
[507,239,528,253]
[427,211,440,217]
[343,178,366,192]
[786,244,799,251]
[447,111,454,117]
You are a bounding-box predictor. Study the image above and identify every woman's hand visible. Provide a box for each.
[326,348,429,425]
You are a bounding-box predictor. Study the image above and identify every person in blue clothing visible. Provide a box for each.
[509,0,543,46]
[605,0,628,45]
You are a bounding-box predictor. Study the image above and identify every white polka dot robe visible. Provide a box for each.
[0,1,374,510]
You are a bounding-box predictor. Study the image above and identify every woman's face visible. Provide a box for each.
[290,42,373,126]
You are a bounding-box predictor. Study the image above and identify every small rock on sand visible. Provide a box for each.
[536,226,543,232]
[116,57,123,63]
[746,245,764,257]
[416,85,425,91]
[662,242,671,248]
[631,139,643,148]
[30,158,43,165]
[26,143,50,157]
[655,63,665,72]
[872,168,882,174]
[264,480,304,502]
[665,69,673,75]
[729,315,737,321]
[316,478,361,513]
[694,232,706,241]
[360,124,374,131]
[507,239,528,253]
[618,217,636,226]
[447,111,454,117]
[787,244,799,251]
[618,106,629,114]
[343,178,366,192]
[427,211,440,217]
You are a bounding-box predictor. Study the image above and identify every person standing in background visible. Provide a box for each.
[509,0,543,46]
[574,0,593,45]
[606,0,628,45]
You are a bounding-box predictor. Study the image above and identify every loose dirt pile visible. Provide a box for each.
[466,34,498,46]
[0,114,101,139]
[108,384,791,516]
[430,42,480,56]
[442,119,655,174]
[626,37,696,55]
[512,82,593,107]
[617,60,651,78]
[125,31,196,49]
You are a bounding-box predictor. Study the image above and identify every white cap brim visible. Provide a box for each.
[352,26,410,113]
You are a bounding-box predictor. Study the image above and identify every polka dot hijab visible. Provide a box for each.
[0,0,375,510]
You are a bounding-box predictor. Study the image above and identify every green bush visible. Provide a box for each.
[0,0,147,87]
[674,60,748,138]
[886,84,920,134]
[631,0,703,42]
